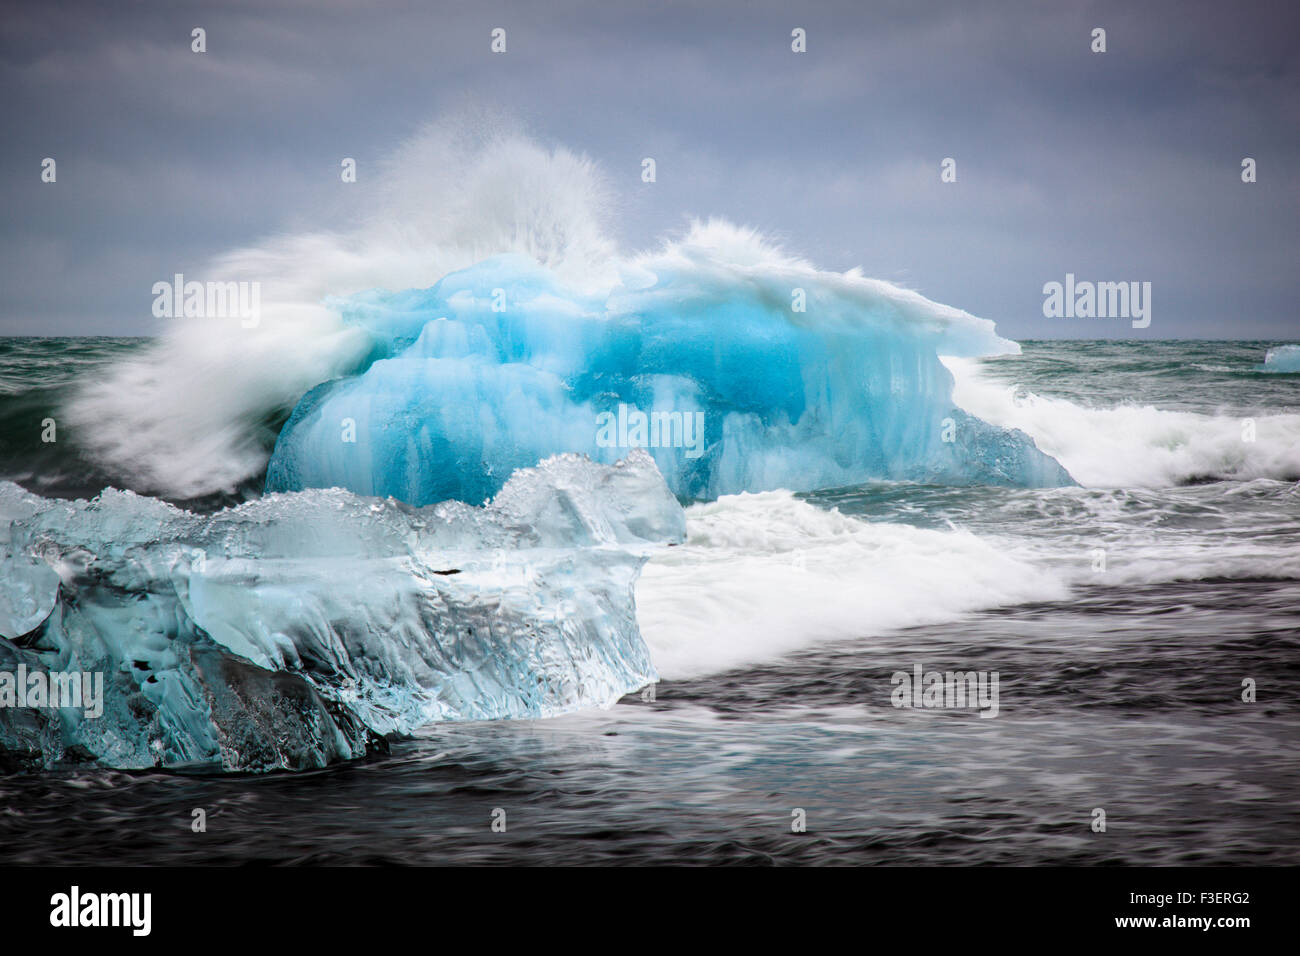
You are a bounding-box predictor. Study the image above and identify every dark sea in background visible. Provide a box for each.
[0,337,1297,865]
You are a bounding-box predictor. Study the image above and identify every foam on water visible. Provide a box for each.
[946,357,1300,487]
[635,474,1300,678]
[636,491,1069,678]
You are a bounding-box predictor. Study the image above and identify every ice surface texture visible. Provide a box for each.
[0,452,683,771]
[265,231,1074,506]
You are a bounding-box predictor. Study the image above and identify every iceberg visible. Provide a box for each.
[0,451,683,772]
[264,225,1074,506]
[1260,345,1300,373]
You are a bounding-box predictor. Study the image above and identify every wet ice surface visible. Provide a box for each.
[0,451,684,771]
[2,578,1296,865]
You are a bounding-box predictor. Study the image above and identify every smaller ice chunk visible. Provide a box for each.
[0,451,683,772]
[1260,345,1300,373]
[0,484,60,640]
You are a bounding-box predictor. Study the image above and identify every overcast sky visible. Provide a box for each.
[2,0,1298,338]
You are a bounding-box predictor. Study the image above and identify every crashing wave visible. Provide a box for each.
[0,451,682,772]
[948,357,1300,486]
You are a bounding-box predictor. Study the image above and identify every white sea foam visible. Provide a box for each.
[945,357,1300,487]
[636,491,1068,679]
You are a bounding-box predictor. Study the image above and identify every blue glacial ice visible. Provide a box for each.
[264,226,1074,506]
[1260,345,1300,373]
[0,451,683,771]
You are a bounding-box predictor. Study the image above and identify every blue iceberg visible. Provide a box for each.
[0,451,682,772]
[265,227,1073,506]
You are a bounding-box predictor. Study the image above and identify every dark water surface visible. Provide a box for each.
[2,578,1294,866]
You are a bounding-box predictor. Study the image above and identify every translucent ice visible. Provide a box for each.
[1260,345,1300,373]
[0,451,683,772]
[265,224,1074,506]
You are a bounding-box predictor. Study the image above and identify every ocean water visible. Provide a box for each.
[0,336,1297,865]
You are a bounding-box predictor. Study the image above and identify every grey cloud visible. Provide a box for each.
[1,0,1297,337]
